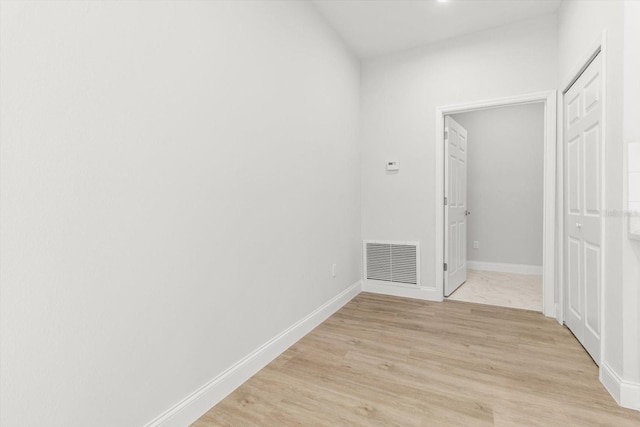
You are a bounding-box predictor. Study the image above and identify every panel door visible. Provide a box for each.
[564,53,603,365]
[444,116,468,297]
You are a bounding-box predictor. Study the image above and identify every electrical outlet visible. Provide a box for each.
[473,241,479,249]
[332,264,337,278]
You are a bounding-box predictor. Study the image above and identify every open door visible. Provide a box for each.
[444,116,468,297]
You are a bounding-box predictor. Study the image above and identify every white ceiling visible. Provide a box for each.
[311,0,562,58]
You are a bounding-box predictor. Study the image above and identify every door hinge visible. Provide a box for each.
[444,128,449,141]
[444,263,448,271]
[444,197,448,206]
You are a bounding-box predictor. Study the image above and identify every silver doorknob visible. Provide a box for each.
[576,223,582,228]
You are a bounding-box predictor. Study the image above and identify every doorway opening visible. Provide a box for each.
[444,104,545,312]
[434,91,558,319]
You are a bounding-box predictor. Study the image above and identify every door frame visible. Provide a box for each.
[559,32,607,364]
[435,90,558,319]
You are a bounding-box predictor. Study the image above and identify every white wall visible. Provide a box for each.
[622,0,640,397]
[451,103,545,267]
[0,1,361,426]
[558,0,640,409]
[361,15,557,289]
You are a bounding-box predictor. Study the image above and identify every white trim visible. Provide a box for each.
[362,280,441,301]
[599,31,608,376]
[143,281,362,427]
[601,362,640,411]
[557,69,565,326]
[467,261,543,276]
[435,90,558,319]
[601,362,622,403]
[600,30,608,383]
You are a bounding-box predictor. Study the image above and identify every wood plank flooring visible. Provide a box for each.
[193,293,640,426]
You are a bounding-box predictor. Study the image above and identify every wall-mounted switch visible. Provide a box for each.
[386,160,399,171]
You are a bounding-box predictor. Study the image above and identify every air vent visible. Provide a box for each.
[364,241,419,286]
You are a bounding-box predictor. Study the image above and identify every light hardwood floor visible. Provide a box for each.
[193,293,640,426]
[447,270,542,312]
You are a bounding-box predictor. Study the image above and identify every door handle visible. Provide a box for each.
[576,222,582,229]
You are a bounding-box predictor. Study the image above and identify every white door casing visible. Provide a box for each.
[435,91,556,315]
[563,53,603,365]
[444,116,468,297]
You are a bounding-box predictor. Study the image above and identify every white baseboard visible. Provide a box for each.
[555,303,562,325]
[601,361,640,411]
[467,261,543,276]
[144,280,362,427]
[362,280,443,301]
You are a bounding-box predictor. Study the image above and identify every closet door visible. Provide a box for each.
[563,52,603,365]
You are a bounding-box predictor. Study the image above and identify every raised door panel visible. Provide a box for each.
[567,92,581,129]
[584,242,601,337]
[583,72,600,115]
[568,135,581,215]
[450,155,458,207]
[449,223,458,276]
[458,221,465,270]
[583,124,600,216]
[567,236,582,321]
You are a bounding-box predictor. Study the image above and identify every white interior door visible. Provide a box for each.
[564,53,602,365]
[444,116,468,297]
